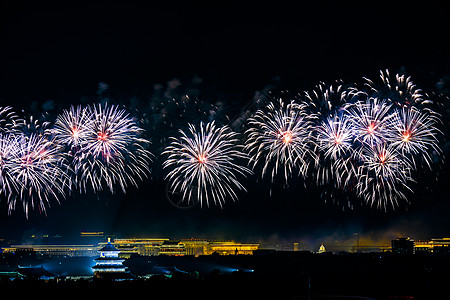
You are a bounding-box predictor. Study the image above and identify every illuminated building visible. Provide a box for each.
[80,231,105,237]
[104,238,259,257]
[2,238,260,258]
[391,237,415,254]
[99,238,169,258]
[414,238,450,253]
[92,239,127,274]
[159,241,186,256]
[2,245,99,257]
[317,244,326,254]
[180,239,208,256]
[203,241,259,255]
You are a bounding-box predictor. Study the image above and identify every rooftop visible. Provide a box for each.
[99,242,121,252]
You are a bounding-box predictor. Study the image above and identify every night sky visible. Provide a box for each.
[1,1,450,248]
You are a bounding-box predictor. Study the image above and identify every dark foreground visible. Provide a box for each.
[2,251,449,299]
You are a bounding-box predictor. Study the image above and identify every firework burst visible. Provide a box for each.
[245,99,314,183]
[0,106,20,133]
[363,69,431,107]
[1,133,70,217]
[0,133,20,203]
[346,97,395,147]
[163,121,251,207]
[301,82,361,191]
[0,69,444,216]
[386,106,441,169]
[312,113,357,191]
[53,104,152,194]
[355,143,414,210]
[315,114,353,162]
[53,105,92,148]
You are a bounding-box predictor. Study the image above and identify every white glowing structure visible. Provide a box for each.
[92,238,126,274]
[317,243,326,254]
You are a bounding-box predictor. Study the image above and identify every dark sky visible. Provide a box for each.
[0,0,450,247]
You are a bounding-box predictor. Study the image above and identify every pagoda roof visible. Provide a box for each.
[99,242,121,252]
[92,265,127,270]
[94,256,125,261]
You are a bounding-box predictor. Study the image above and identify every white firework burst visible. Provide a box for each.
[245,99,314,183]
[163,121,252,207]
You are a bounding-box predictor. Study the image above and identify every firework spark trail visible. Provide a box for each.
[386,106,441,169]
[0,133,20,203]
[163,121,252,207]
[53,104,152,194]
[1,103,152,216]
[2,133,70,217]
[349,71,442,209]
[244,73,442,210]
[355,143,414,210]
[346,97,396,147]
[314,96,418,210]
[364,69,432,107]
[84,104,136,162]
[0,106,20,133]
[0,70,444,215]
[245,99,314,183]
[313,113,356,189]
[54,105,92,148]
[316,114,353,161]
[302,82,362,197]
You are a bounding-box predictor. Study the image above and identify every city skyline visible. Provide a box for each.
[5,229,450,253]
[4,233,450,259]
